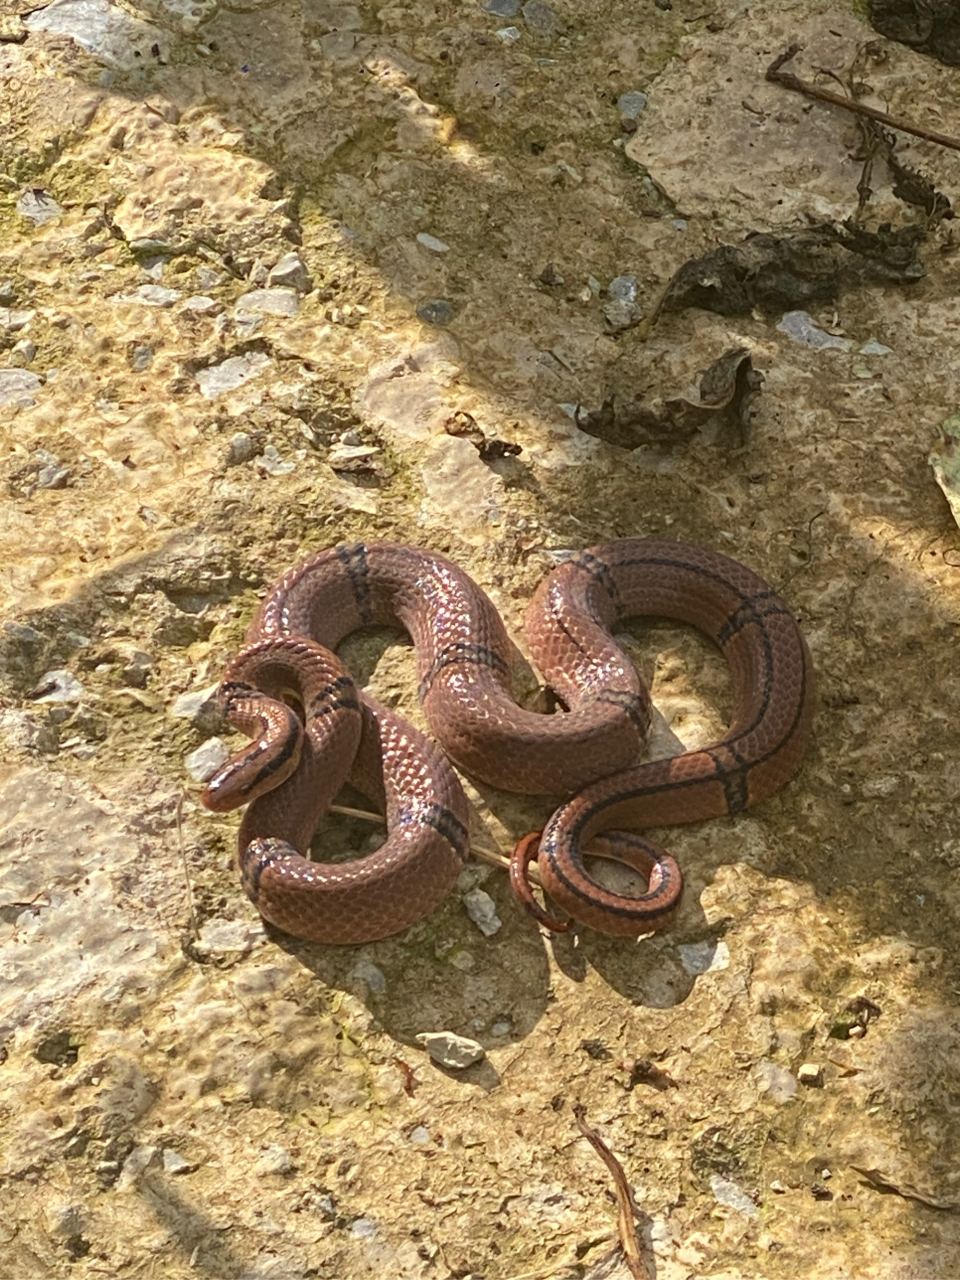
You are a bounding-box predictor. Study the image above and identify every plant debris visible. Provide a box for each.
[656,224,925,321]
[573,1104,649,1280]
[575,348,762,450]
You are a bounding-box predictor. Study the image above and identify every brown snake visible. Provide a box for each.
[201,540,815,943]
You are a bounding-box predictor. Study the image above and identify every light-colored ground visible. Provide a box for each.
[3,0,960,1276]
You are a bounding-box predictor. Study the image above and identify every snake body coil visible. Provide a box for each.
[202,540,815,943]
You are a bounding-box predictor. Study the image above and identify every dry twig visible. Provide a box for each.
[766,45,960,154]
[573,1104,649,1280]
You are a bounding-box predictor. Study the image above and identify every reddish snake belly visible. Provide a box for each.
[201,540,815,943]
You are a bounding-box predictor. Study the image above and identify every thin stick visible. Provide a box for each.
[766,45,960,154]
[573,1105,649,1280]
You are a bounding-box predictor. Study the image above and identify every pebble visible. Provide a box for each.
[602,298,643,333]
[169,685,220,722]
[225,432,258,465]
[184,737,230,782]
[347,1217,377,1239]
[0,307,36,333]
[118,1145,158,1188]
[161,1149,194,1174]
[416,299,455,326]
[485,0,519,14]
[31,669,84,703]
[462,888,502,937]
[253,1144,294,1176]
[617,91,648,121]
[129,344,153,371]
[348,960,387,994]
[181,295,217,312]
[328,442,380,468]
[859,339,892,355]
[608,274,638,302]
[409,1125,431,1144]
[798,1062,824,1087]
[114,284,183,307]
[777,311,850,351]
[267,252,312,294]
[194,917,265,956]
[195,351,271,398]
[522,0,563,33]
[416,232,451,253]
[415,1031,485,1069]
[255,444,296,475]
[497,25,521,42]
[9,338,36,366]
[235,287,299,317]
[16,189,62,224]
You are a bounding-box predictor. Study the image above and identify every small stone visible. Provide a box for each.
[225,432,258,465]
[797,1062,823,1087]
[17,189,62,224]
[347,1217,377,1239]
[118,1146,158,1188]
[328,442,380,468]
[485,0,519,13]
[169,685,220,723]
[181,295,216,312]
[235,287,299,317]
[9,339,36,366]
[409,1125,430,1144]
[617,91,648,121]
[770,1179,787,1193]
[129,345,153,371]
[608,273,638,302]
[184,737,230,782]
[255,444,296,475]
[462,888,502,937]
[196,351,271,398]
[254,1144,294,1176]
[522,0,563,33]
[602,297,643,333]
[0,369,41,408]
[194,917,265,957]
[161,1149,194,1174]
[0,307,36,333]
[267,252,312,293]
[121,651,153,688]
[777,311,850,351]
[0,280,15,303]
[116,283,183,307]
[348,960,386,994]
[490,1020,511,1036]
[859,339,893,355]
[416,232,451,253]
[31,669,84,703]
[497,25,521,41]
[538,263,565,286]
[710,1175,758,1218]
[416,298,455,326]
[416,1031,485,1069]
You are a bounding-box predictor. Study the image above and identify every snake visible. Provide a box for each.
[201,539,815,944]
